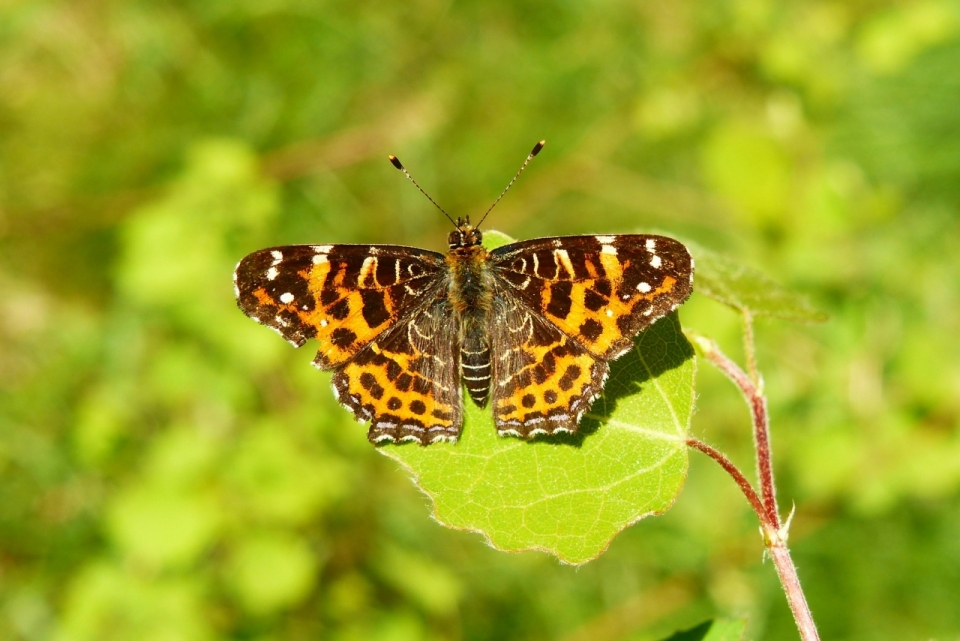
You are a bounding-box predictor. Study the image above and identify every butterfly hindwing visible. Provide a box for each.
[490,294,609,437]
[332,298,463,444]
[492,234,693,360]
[234,244,445,368]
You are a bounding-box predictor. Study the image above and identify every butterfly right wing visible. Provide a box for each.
[234,244,446,368]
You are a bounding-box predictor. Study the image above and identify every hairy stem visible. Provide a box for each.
[688,331,820,641]
[767,536,821,641]
[700,340,780,527]
[686,437,766,520]
[742,310,760,386]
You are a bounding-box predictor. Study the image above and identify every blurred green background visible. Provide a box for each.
[3,0,960,639]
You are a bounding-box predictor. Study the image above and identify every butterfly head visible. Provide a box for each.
[448,216,483,249]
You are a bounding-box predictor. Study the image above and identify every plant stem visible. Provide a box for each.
[687,332,820,641]
[700,340,780,527]
[685,437,765,520]
[767,535,821,641]
[742,310,760,386]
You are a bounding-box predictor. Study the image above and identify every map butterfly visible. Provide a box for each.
[234,142,694,444]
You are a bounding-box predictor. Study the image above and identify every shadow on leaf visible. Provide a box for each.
[533,311,694,448]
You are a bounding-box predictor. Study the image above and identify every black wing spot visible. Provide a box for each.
[546,281,573,319]
[330,328,357,348]
[409,399,427,415]
[579,318,603,342]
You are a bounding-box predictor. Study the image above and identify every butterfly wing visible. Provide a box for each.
[332,298,463,444]
[234,244,445,368]
[488,234,693,435]
[492,235,693,359]
[489,293,609,437]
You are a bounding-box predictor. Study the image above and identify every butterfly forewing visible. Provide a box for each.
[492,235,693,360]
[234,244,445,367]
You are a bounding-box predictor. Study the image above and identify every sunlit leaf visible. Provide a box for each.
[658,618,747,641]
[382,312,695,565]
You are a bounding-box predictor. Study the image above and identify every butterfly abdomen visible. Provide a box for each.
[445,244,496,408]
[461,331,491,408]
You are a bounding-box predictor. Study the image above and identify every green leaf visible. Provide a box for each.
[381,313,695,565]
[690,243,827,322]
[480,229,515,250]
[658,618,748,641]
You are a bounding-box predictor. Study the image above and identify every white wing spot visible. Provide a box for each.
[645,238,657,251]
[650,254,662,269]
[601,244,617,255]
[605,308,613,317]
[311,245,332,254]
[312,254,328,265]
[554,249,575,277]
[270,250,283,265]
[595,235,615,243]
[637,282,652,293]
[643,308,653,316]
[266,266,279,280]
[280,292,295,304]
[359,256,377,287]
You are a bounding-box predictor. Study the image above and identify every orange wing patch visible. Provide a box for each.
[234,245,445,368]
[493,235,693,360]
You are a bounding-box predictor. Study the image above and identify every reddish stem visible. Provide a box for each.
[769,539,821,641]
[686,437,766,520]
[688,333,820,641]
[701,345,781,528]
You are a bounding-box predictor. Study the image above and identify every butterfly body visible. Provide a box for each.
[234,220,693,445]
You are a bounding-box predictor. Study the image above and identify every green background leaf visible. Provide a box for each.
[382,313,696,565]
[689,243,827,322]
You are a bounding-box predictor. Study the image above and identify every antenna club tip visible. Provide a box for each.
[532,140,546,156]
[388,155,403,170]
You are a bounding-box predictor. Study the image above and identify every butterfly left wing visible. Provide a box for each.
[488,234,693,436]
[489,293,610,437]
[234,244,445,368]
[491,234,693,360]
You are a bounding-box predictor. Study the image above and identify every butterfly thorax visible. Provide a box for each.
[445,219,494,408]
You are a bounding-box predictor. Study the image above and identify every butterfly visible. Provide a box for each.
[233,142,694,444]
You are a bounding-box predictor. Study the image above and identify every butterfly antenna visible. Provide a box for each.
[476,140,545,229]
[388,155,458,228]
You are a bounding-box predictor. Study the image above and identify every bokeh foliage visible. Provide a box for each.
[2,0,960,640]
